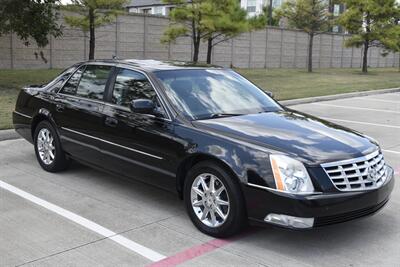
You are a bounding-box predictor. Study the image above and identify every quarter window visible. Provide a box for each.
[59,66,85,96]
[112,69,157,107]
[76,65,112,101]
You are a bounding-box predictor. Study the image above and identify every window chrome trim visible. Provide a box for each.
[57,93,106,105]
[14,111,33,119]
[61,127,163,160]
[57,93,170,121]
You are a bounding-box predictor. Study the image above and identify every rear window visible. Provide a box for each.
[76,65,112,101]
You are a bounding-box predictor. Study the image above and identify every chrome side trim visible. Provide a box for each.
[247,182,272,191]
[14,111,32,119]
[61,127,163,160]
[61,135,174,177]
[246,182,322,195]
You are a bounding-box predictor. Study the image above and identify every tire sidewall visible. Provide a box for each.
[34,120,65,172]
[184,161,246,237]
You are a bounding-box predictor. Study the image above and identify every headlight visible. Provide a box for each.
[270,154,314,194]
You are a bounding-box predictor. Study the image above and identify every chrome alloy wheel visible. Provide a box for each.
[37,128,56,165]
[190,173,230,228]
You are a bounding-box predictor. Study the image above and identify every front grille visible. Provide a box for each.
[314,199,389,227]
[321,150,387,192]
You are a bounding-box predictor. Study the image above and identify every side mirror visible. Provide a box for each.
[266,91,274,98]
[130,99,156,114]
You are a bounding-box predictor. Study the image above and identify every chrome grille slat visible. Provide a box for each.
[321,151,387,192]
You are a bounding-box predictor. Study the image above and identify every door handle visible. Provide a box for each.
[56,104,65,112]
[105,117,118,127]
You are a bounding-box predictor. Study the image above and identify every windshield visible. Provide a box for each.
[154,69,282,120]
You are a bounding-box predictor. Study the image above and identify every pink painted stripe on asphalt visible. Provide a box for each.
[147,229,258,267]
[147,238,231,267]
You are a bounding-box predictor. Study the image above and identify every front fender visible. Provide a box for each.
[175,125,277,191]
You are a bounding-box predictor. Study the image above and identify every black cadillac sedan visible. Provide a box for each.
[13,59,394,237]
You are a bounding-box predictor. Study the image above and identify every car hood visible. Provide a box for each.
[192,110,378,165]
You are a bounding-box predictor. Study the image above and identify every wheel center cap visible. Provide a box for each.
[205,192,214,207]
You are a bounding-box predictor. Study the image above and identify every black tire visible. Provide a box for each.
[34,120,69,172]
[183,161,246,237]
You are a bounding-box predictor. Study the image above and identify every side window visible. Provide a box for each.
[47,66,77,93]
[76,65,112,101]
[59,66,85,96]
[112,69,157,107]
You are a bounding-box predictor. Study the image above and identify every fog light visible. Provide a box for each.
[264,213,314,229]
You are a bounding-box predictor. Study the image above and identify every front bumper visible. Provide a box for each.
[244,166,394,228]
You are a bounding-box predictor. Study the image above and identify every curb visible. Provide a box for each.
[0,87,399,142]
[0,129,20,142]
[280,87,400,106]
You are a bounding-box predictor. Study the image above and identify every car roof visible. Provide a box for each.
[86,59,224,72]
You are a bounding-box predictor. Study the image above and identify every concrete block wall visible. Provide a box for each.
[0,12,398,70]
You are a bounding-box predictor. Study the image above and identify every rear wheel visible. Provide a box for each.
[34,120,69,172]
[184,161,246,237]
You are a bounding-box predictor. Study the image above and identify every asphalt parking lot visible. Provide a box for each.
[0,92,399,267]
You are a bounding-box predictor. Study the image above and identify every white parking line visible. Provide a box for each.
[312,103,400,114]
[319,117,400,129]
[357,98,400,104]
[0,180,166,262]
[382,149,400,155]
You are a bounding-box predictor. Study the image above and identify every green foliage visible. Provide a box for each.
[63,0,126,59]
[161,0,206,43]
[202,0,249,39]
[0,0,62,47]
[276,0,331,34]
[63,0,126,31]
[339,0,400,72]
[276,0,332,72]
[162,0,265,63]
[339,0,400,49]
[263,2,280,26]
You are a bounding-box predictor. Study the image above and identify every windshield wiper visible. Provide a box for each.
[208,113,244,119]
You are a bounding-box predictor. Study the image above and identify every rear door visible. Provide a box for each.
[53,64,113,166]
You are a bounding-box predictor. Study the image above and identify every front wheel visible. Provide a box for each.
[184,161,246,237]
[34,120,69,172]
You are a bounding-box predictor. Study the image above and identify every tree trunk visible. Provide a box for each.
[193,37,199,63]
[206,37,212,64]
[307,33,314,73]
[362,41,369,73]
[191,18,200,63]
[268,0,273,26]
[89,8,95,60]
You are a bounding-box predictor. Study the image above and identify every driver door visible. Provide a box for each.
[100,68,180,191]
